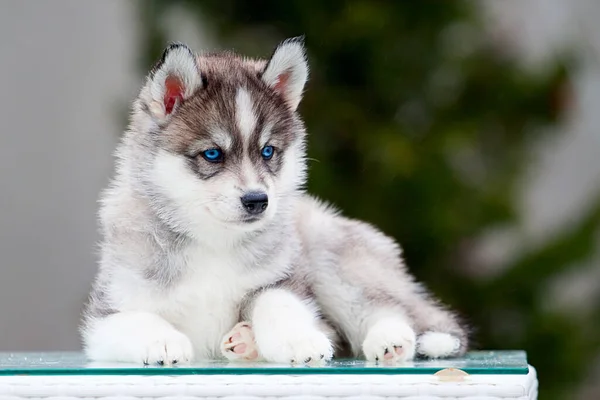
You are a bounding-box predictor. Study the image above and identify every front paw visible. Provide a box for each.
[221,322,261,362]
[136,328,194,366]
[256,324,333,364]
[362,318,416,363]
[83,312,194,366]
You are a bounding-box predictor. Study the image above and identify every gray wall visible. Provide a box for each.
[0,0,138,351]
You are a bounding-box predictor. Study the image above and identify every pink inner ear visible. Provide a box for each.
[273,71,291,95]
[164,76,184,115]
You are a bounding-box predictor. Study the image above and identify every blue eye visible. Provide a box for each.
[261,145,274,160]
[202,148,223,162]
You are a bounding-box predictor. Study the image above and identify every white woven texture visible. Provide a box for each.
[0,366,537,400]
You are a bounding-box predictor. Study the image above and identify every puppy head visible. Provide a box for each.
[130,38,309,237]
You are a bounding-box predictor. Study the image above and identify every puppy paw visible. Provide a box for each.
[362,318,416,363]
[83,312,194,366]
[139,328,194,366]
[221,322,261,362]
[417,331,460,359]
[256,324,333,364]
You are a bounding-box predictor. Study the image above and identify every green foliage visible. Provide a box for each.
[140,1,599,398]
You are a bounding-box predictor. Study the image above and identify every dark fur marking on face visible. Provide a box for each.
[152,51,304,189]
[240,76,297,177]
[184,155,222,181]
[247,113,266,166]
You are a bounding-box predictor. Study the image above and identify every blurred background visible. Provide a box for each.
[0,0,599,398]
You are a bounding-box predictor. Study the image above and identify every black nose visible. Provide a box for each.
[241,192,268,215]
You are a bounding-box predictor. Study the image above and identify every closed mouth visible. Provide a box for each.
[241,217,261,223]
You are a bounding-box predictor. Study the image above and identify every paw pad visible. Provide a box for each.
[221,322,261,362]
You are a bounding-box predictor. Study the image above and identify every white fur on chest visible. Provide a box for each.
[174,254,240,352]
[112,246,280,359]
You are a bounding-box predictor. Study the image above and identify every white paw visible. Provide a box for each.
[221,322,261,362]
[362,318,416,363]
[137,328,194,365]
[256,324,333,364]
[83,312,194,366]
[417,332,460,358]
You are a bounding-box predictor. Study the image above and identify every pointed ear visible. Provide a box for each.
[143,43,203,123]
[261,37,309,111]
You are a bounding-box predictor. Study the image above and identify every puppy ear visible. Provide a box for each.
[261,36,309,111]
[143,43,203,123]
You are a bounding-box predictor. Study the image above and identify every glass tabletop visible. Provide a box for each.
[0,351,528,376]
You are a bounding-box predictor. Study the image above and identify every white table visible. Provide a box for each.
[0,352,538,400]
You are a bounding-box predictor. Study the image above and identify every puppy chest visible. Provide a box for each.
[165,271,244,323]
[159,262,257,356]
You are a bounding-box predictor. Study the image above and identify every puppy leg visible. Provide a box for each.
[249,289,334,364]
[361,310,417,362]
[82,311,194,365]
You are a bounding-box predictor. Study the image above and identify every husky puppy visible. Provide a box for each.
[81,37,468,365]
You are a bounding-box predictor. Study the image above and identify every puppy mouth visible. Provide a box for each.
[240,216,262,224]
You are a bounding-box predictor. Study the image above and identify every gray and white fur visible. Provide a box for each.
[81,38,468,365]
